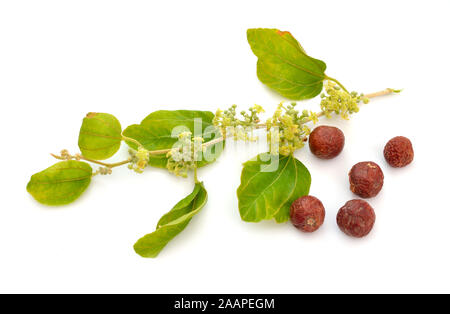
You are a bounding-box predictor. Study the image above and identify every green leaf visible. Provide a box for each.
[134,182,208,258]
[247,28,327,100]
[123,110,223,168]
[237,153,311,223]
[27,161,93,206]
[78,112,122,160]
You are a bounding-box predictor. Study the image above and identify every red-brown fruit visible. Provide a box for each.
[349,161,384,198]
[309,125,345,159]
[337,199,376,238]
[384,136,414,168]
[290,195,325,233]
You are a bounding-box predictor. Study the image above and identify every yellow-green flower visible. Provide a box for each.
[252,104,265,113]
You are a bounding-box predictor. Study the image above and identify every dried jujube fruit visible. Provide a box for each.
[337,199,376,238]
[349,161,384,198]
[309,125,345,159]
[384,136,414,168]
[290,195,325,233]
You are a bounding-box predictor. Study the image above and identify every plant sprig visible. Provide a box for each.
[27,28,400,258]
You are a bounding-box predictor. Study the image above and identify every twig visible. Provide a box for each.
[51,153,132,168]
[365,88,401,99]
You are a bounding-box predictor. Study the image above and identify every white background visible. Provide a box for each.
[1,0,449,294]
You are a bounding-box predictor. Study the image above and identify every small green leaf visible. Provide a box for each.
[134,182,208,258]
[123,110,223,168]
[27,161,93,206]
[237,153,311,223]
[247,28,327,100]
[78,112,122,160]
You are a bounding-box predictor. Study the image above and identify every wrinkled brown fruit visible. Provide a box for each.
[384,136,414,168]
[290,195,325,233]
[349,161,384,198]
[337,199,376,238]
[309,126,345,159]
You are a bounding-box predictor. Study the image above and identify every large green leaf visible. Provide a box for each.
[78,112,122,160]
[247,28,327,100]
[237,153,311,223]
[134,182,208,258]
[123,110,223,168]
[27,161,93,206]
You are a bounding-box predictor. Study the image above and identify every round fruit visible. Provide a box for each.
[384,136,414,168]
[337,199,376,238]
[290,195,326,233]
[349,161,384,198]
[308,125,345,159]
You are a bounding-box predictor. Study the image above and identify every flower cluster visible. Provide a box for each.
[320,81,369,119]
[266,102,316,156]
[93,167,113,176]
[128,147,150,173]
[59,149,82,161]
[213,104,263,141]
[166,132,204,178]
